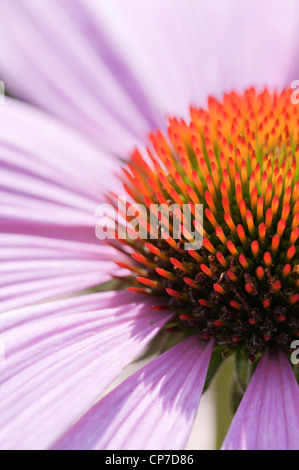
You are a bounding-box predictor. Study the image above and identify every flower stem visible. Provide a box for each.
[215,357,234,449]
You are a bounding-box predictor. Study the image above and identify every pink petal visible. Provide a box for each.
[0,98,121,202]
[0,234,127,312]
[0,0,160,154]
[0,0,298,148]
[0,290,173,449]
[54,335,213,450]
[0,234,119,261]
[222,349,299,450]
[0,98,125,243]
[84,0,299,118]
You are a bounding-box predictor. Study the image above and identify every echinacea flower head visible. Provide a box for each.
[1,0,299,452]
[114,87,299,363]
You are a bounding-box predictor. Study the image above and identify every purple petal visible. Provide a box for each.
[82,0,299,118]
[54,335,213,450]
[0,98,130,310]
[0,0,161,154]
[0,232,129,312]
[0,98,122,202]
[0,290,173,449]
[0,0,298,146]
[0,98,125,242]
[222,349,299,450]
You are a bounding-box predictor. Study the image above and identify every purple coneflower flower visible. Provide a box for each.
[0,0,299,450]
